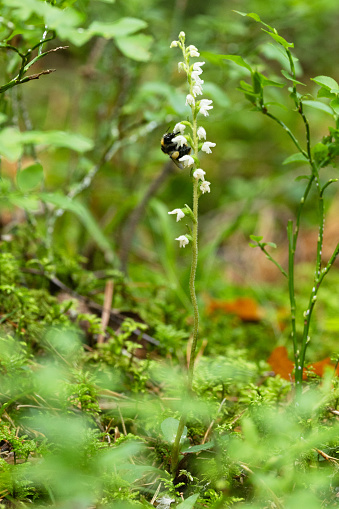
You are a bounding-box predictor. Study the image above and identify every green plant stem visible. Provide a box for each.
[171,62,201,473]
[293,176,314,252]
[170,414,187,477]
[287,220,297,364]
[259,245,287,278]
[170,180,199,476]
[265,49,327,398]
[0,37,57,94]
[295,166,325,396]
[188,186,199,386]
[263,110,308,159]
[287,46,324,398]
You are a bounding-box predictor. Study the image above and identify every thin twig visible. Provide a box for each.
[21,69,56,82]
[150,482,162,505]
[314,448,339,465]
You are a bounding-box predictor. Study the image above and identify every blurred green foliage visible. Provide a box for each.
[0,0,339,507]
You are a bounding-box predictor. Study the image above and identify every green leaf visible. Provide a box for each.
[200,51,230,67]
[266,242,277,248]
[181,441,214,453]
[115,34,152,62]
[7,193,40,211]
[40,193,114,262]
[237,88,258,104]
[42,5,83,33]
[280,70,306,86]
[295,175,311,181]
[282,153,308,165]
[265,101,289,110]
[233,11,274,30]
[3,0,44,20]
[0,127,23,161]
[302,100,334,116]
[249,235,263,242]
[317,87,336,100]
[262,29,294,49]
[252,71,262,94]
[330,97,339,115]
[234,10,261,21]
[6,0,83,33]
[259,75,285,88]
[57,27,92,46]
[248,71,285,91]
[222,55,252,72]
[17,163,44,192]
[176,494,199,509]
[21,131,94,152]
[311,75,339,93]
[312,142,329,163]
[161,417,187,444]
[239,80,253,92]
[89,17,147,38]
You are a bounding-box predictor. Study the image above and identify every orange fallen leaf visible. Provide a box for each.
[268,346,339,380]
[206,297,263,322]
[307,357,338,377]
[267,346,295,380]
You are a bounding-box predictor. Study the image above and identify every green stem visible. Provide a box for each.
[170,414,187,477]
[287,220,298,366]
[0,34,57,94]
[188,178,199,385]
[263,111,308,159]
[259,245,287,278]
[170,179,199,477]
[294,176,314,252]
[171,43,201,474]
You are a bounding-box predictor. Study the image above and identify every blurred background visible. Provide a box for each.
[1,0,339,359]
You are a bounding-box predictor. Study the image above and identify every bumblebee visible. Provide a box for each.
[161,132,191,168]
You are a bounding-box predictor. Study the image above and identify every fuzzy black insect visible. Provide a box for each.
[161,132,191,168]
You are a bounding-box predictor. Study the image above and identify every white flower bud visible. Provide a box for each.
[191,71,204,84]
[199,99,213,116]
[197,126,206,140]
[193,168,206,180]
[201,141,216,154]
[193,61,205,72]
[173,122,186,134]
[185,94,195,106]
[200,180,211,194]
[179,154,194,167]
[170,41,178,48]
[172,135,187,148]
[168,208,185,222]
[176,235,189,248]
[192,83,203,96]
[178,62,187,73]
[187,45,199,57]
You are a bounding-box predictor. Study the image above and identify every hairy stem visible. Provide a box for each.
[171,58,201,473]
[170,179,199,476]
[188,178,199,385]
